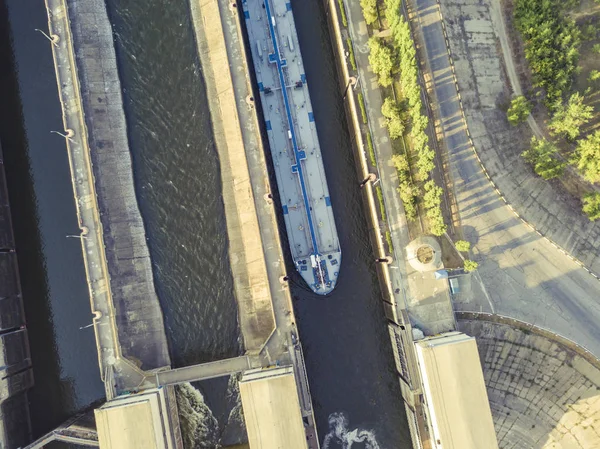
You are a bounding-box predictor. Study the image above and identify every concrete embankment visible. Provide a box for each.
[64,0,170,372]
[44,0,170,392]
[189,0,276,353]
[189,0,319,444]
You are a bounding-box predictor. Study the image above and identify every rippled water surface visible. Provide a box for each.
[104,0,241,367]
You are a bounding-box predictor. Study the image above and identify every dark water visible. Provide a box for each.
[289,2,410,447]
[104,0,241,367]
[0,0,104,439]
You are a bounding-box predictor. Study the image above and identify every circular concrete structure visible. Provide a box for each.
[458,313,600,449]
[406,236,442,272]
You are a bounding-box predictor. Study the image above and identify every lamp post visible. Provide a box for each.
[50,130,75,143]
[34,28,59,47]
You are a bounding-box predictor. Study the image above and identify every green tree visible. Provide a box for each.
[548,93,594,140]
[582,192,600,221]
[589,70,600,83]
[399,182,419,221]
[381,97,405,139]
[522,137,566,180]
[427,208,447,236]
[572,131,600,183]
[514,0,580,108]
[392,154,409,177]
[368,38,394,87]
[455,240,471,252]
[507,95,532,125]
[423,180,443,209]
[464,260,479,272]
[360,0,378,25]
[593,44,600,54]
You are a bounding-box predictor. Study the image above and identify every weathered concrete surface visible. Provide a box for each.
[459,314,600,449]
[439,0,600,274]
[190,0,275,353]
[410,0,600,356]
[65,0,170,371]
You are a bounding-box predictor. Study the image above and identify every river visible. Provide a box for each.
[1,0,410,446]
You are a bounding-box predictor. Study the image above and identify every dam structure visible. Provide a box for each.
[242,0,341,295]
[30,0,321,446]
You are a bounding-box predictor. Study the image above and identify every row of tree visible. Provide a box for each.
[364,0,446,235]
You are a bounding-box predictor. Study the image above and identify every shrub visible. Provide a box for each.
[507,95,532,125]
[521,137,566,180]
[376,185,387,222]
[593,44,600,55]
[368,37,394,87]
[589,70,600,83]
[582,192,600,221]
[385,230,394,252]
[455,240,471,252]
[464,260,479,272]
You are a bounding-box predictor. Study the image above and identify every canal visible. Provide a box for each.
[0,0,105,440]
[1,0,410,446]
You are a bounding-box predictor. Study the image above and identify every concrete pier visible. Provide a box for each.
[44,0,171,396]
[189,0,320,445]
[190,0,276,353]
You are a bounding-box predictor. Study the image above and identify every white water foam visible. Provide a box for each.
[322,412,381,449]
[175,382,221,449]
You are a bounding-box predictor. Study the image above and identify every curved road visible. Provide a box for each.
[411,0,600,355]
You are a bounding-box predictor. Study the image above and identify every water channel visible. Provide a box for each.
[1,0,410,446]
[0,0,105,440]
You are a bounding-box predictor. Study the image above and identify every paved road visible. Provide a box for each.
[411,0,600,356]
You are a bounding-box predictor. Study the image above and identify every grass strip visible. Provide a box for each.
[346,38,357,70]
[376,184,387,222]
[385,230,393,253]
[338,0,348,27]
[366,132,377,167]
[358,92,368,125]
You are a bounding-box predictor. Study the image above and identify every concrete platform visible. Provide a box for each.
[239,367,312,449]
[459,314,600,448]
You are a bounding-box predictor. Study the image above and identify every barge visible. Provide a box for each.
[242,0,342,294]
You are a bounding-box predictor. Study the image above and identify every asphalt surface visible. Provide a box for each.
[411,0,600,356]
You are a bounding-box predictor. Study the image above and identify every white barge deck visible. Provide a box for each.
[242,0,341,294]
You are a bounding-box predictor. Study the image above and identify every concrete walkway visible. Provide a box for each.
[343,0,454,333]
[409,0,600,356]
[155,356,260,385]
